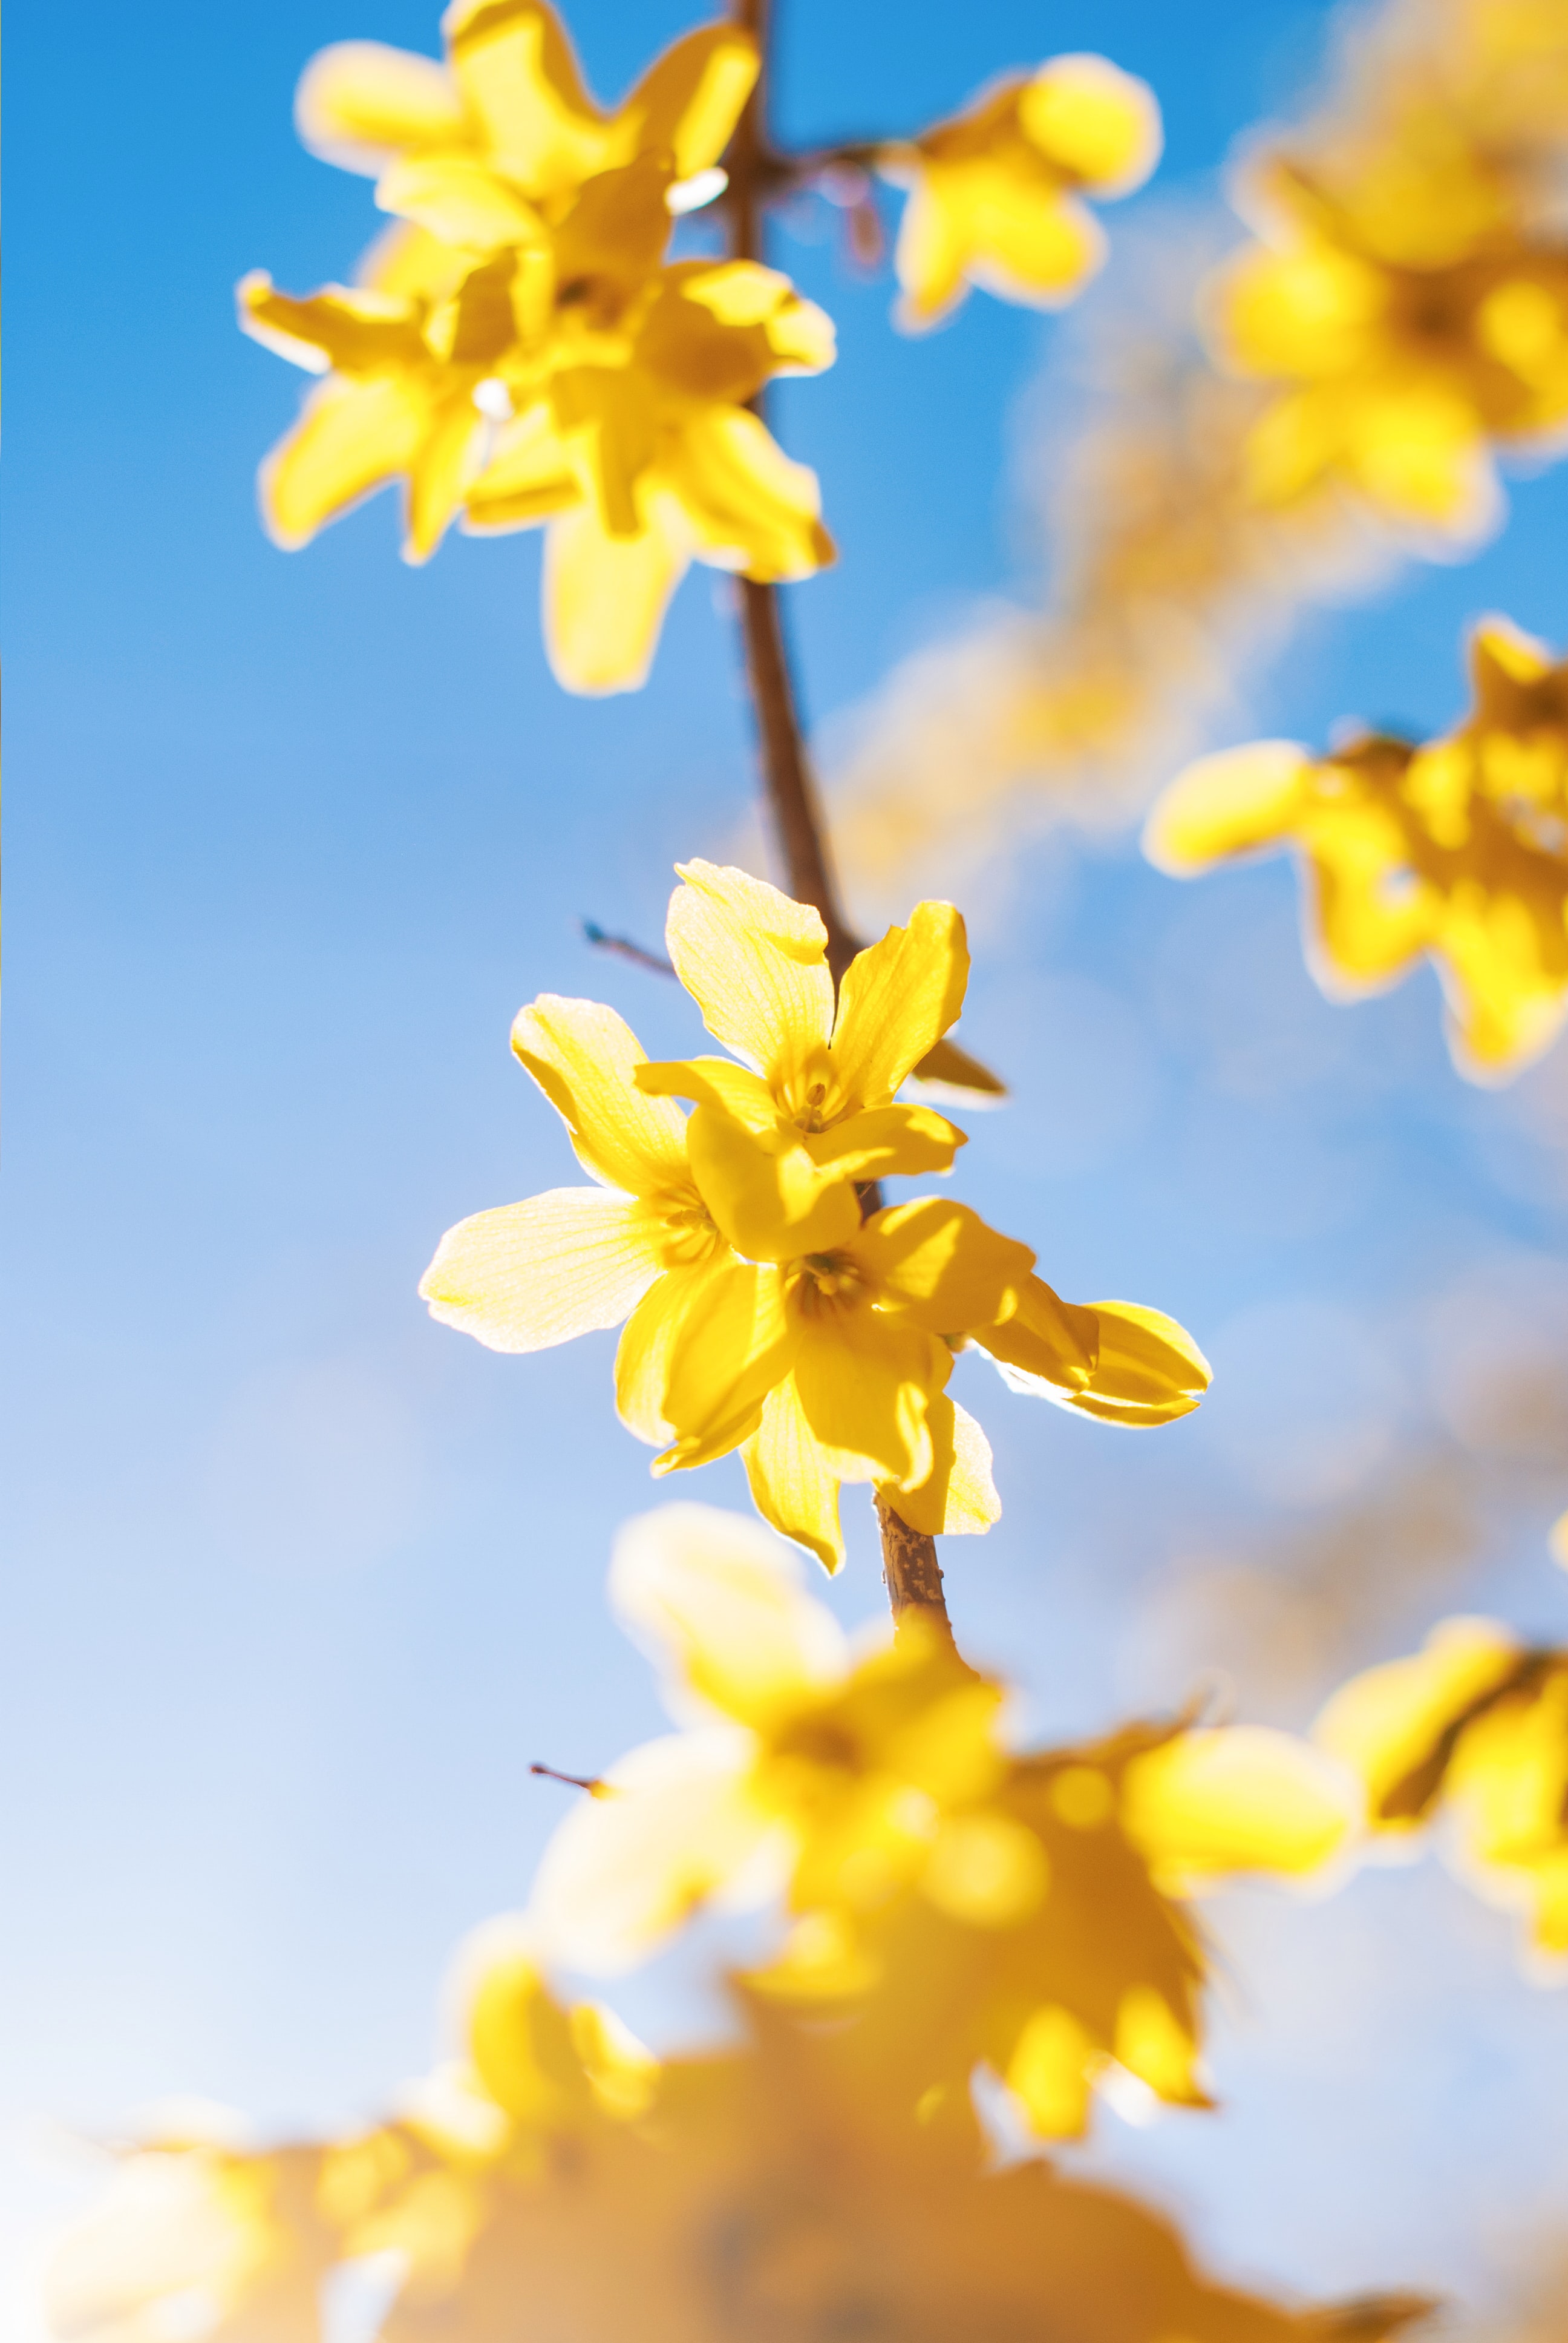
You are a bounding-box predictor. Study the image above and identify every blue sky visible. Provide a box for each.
[7,0,1568,2326]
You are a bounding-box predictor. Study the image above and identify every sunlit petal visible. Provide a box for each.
[420,1187,667,1351]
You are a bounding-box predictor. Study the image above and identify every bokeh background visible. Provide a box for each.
[7,0,1568,2330]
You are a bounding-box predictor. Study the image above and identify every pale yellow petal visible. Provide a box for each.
[1018,54,1161,194]
[892,1396,1000,1537]
[444,0,612,198]
[465,401,579,531]
[238,271,421,376]
[259,375,428,549]
[405,393,488,563]
[511,995,691,1196]
[608,1501,848,1722]
[1122,1726,1358,1890]
[528,1729,780,1973]
[829,902,970,1105]
[742,1376,847,1575]
[665,859,835,1078]
[295,39,466,176]
[663,407,834,581]
[543,500,690,695]
[891,175,970,328]
[419,1187,665,1351]
[1143,741,1312,874]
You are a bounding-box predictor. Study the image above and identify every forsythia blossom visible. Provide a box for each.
[239,2,836,692]
[1316,1612,1568,1959]
[420,862,1209,1570]
[529,1506,1355,2137]
[1209,150,1568,529]
[880,53,1161,330]
[1145,617,1568,1080]
[45,1933,1422,2343]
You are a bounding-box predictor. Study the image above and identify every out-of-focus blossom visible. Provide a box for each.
[531,1505,1354,2136]
[241,7,836,692]
[421,864,1208,1568]
[48,1933,1427,2343]
[1145,617,1568,1080]
[1316,1612,1568,1956]
[880,53,1161,329]
[1208,154,1568,529]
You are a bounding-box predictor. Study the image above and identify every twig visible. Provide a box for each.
[874,1494,960,1649]
[582,921,676,977]
[530,1761,606,1794]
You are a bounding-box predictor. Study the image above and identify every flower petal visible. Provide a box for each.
[295,39,467,176]
[1313,1616,1524,1829]
[1143,741,1312,874]
[259,375,430,549]
[687,1105,862,1263]
[905,1033,1009,1106]
[1071,1301,1210,1423]
[237,271,422,376]
[854,1199,1034,1335]
[806,1103,964,1186]
[1017,54,1161,195]
[665,859,835,1079]
[445,0,611,200]
[528,1728,781,1973]
[419,1186,666,1351]
[890,1396,1000,1536]
[616,1251,795,1457]
[609,1501,848,1723]
[830,902,970,1104]
[1122,1727,1358,1890]
[977,1273,1098,1394]
[376,153,547,250]
[465,401,580,531]
[543,500,690,695]
[742,1376,847,1575]
[792,1307,948,1491]
[621,24,758,177]
[636,1056,780,1134]
[405,392,488,563]
[512,995,691,1197]
[662,407,835,580]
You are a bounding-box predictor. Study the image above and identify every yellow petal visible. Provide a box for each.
[1122,1726,1358,1889]
[622,24,758,177]
[258,375,428,549]
[444,0,612,199]
[375,153,546,250]
[1054,1300,1212,1425]
[616,1252,795,1457]
[543,499,690,695]
[742,1375,847,1574]
[831,902,970,1104]
[511,995,691,1197]
[687,1104,863,1263]
[1113,1985,1204,2103]
[1005,2003,1096,2137]
[905,1033,1008,1105]
[405,393,487,563]
[528,1729,780,1973]
[1313,1616,1524,1828]
[978,1273,1098,1394]
[662,407,835,580]
[792,1308,947,1491]
[891,175,970,328]
[1143,741,1312,873]
[1018,54,1161,194]
[295,39,466,176]
[636,1055,781,1135]
[465,401,579,531]
[891,1396,1001,1536]
[854,1199,1034,1335]
[237,271,422,375]
[923,1810,1049,1925]
[608,1501,849,1722]
[805,1103,964,1184]
[665,859,835,1080]
[419,1187,666,1350]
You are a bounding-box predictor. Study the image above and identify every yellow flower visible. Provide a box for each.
[1145,617,1568,1079]
[241,8,836,692]
[422,862,1207,1569]
[880,53,1161,330]
[531,1504,1354,2137]
[1209,156,1568,527]
[1315,1615,1568,1958]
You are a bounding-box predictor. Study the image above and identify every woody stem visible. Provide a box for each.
[725,0,860,985]
[727,0,958,1651]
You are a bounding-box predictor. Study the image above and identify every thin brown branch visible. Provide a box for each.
[875,1494,959,1648]
[530,1761,606,1795]
[583,921,676,977]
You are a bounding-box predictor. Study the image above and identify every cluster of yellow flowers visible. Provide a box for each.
[1207,1,1568,531]
[419,860,1209,1569]
[1146,616,1568,1078]
[240,2,1158,694]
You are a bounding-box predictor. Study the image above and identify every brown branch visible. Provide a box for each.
[583,920,676,977]
[875,1494,959,1648]
[530,1761,606,1795]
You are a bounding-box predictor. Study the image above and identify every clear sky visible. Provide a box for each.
[7,0,1568,2328]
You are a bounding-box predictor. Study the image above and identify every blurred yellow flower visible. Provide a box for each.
[50,1922,1421,2343]
[531,1504,1354,2137]
[1146,617,1568,1079]
[241,7,836,691]
[880,53,1161,329]
[1209,154,1568,528]
[1316,1613,1568,1958]
[423,863,1208,1567]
